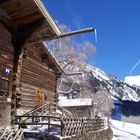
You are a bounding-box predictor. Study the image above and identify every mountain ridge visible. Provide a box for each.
[84,64,140,102]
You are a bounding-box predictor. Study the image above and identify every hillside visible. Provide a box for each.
[84,65,140,102]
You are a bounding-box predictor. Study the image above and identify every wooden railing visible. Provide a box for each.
[14,102,70,132]
[15,102,71,123]
[15,115,61,133]
[15,115,108,137]
[14,102,109,137]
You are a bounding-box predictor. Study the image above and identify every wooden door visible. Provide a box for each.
[35,88,45,108]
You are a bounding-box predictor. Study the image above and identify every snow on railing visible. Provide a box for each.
[0,128,24,140]
[14,102,109,138]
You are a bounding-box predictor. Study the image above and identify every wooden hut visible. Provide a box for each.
[0,0,95,127]
[58,96,93,117]
[0,0,63,126]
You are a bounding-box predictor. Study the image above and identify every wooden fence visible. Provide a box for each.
[15,115,108,137]
[14,102,109,137]
[0,128,24,140]
[61,117,108,137]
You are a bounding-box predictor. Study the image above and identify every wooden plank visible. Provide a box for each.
[21,94,36,99]
[0,0,43,25]
[20,104,35,109]
[21,68,56,84]
[21,82,37,90]
[21,76,55,92]
[22,63,55,79]
[22,58,56,76]
[21,68,56,85]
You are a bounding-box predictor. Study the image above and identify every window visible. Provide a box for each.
[0,77,9,97]
[0,67,10,97]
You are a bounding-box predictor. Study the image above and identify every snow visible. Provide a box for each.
[85,64,110,81]
[125,75,140,87]
[111,119,140,140]
[58,97,92,107]
[111,96,122,105]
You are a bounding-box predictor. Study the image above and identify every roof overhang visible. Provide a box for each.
[0,0,95,75]
[0,0,62,42]
[0,0,95,43]
[34,0,62,37]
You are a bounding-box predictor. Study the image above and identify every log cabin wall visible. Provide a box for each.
[0,21,13,127]
[19,43,57,111]
[0,23,14,99]
[0,0,62,123]
[0,22,13,82]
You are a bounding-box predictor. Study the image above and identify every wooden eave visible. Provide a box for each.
[0,0,63,75]
[0,0,62,42]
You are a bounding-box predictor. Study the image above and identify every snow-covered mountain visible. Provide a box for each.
[84,65,140,102]
[125,75,140,87]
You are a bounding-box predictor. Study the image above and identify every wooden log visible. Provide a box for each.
[21,68,56,85]
[21,77,55,92]
[22,58,56,77]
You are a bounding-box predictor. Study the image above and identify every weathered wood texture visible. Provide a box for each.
[19,44,58,110]
[0,22,13,103]
[0,22,13,76]
[0,1,61,122]
[20,83,56,109]
[0,0,42,26]
[27,22,55,43]
[0,103,11,128]
[61,117,108,137]
[0,128,24,139]
[0,0,57,43]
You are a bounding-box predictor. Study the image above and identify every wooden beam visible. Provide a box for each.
[0,0,8,5]
[0,13,17,35]
[11,18,45,125]
[13,18,45,72]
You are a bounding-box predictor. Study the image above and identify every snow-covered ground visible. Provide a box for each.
[111,119,140,140]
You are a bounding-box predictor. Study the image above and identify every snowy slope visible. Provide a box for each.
[111,119,140,140]
[58,62,140,102]
[84,64,140,101]
[125,75,140,87]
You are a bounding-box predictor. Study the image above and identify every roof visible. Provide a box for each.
[0,0,62,42]
[58,96,92,107]
[0,0,94,74]
[0,0,63,74]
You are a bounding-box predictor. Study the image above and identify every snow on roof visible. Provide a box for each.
[58,96,92,107]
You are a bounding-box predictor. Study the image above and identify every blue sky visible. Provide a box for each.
[44,0,140,80]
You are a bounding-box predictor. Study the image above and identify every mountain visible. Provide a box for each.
[124,75,140,87]
[84,65,140,102]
